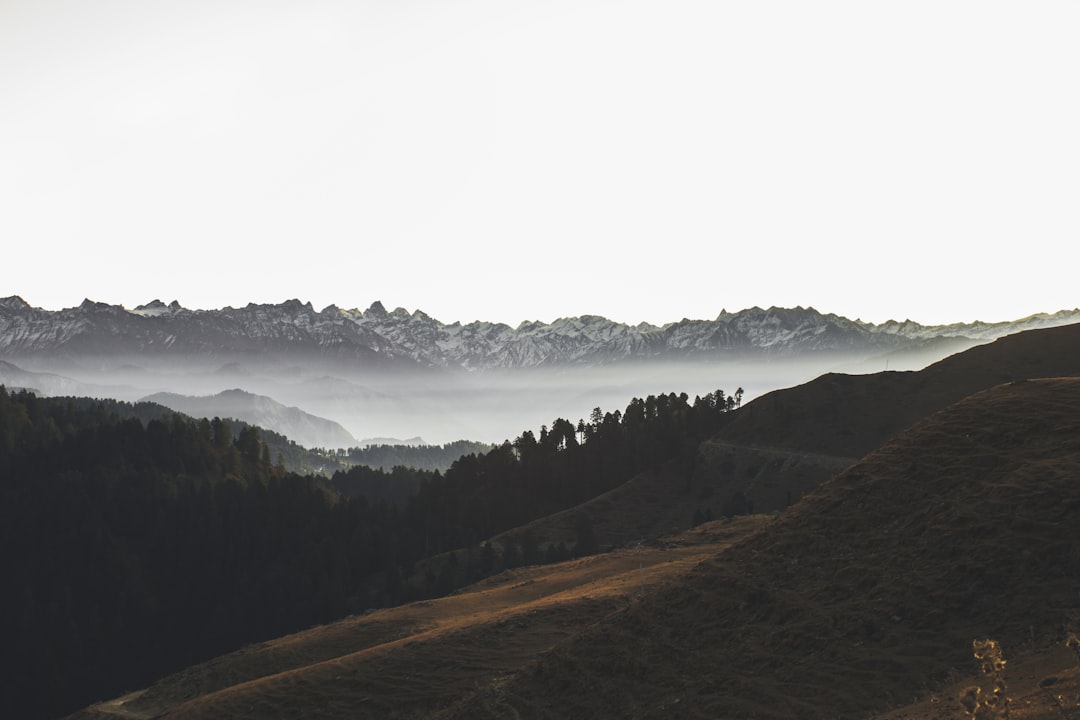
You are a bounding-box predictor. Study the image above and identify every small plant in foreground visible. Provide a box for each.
[960,638,1010,719]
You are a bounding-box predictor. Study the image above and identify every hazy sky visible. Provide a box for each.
[2,1,1077,327]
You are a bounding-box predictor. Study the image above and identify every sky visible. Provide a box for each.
[2,0,1078,328]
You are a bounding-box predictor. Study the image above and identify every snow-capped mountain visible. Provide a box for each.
[0,297,395,368]
[861,309,1080,342]
[2,296,1078,370]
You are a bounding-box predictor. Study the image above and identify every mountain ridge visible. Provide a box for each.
[3,296,1078,370]
[141,388,358,450]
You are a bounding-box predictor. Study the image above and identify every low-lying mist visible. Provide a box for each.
[1,343,968,449]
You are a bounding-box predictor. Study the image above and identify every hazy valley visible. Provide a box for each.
[3,297,1077,449]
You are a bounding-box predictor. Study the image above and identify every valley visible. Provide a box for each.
[3,298,1078,447]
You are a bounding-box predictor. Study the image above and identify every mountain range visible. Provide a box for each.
[6,296,1080,448]
[3,296,1079,370]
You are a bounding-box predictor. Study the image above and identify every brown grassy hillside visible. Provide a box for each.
[65,518,771,720]
[441,378,1080,719]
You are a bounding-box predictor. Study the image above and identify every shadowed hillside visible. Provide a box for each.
[442,378,1080,719]
[718,321,1080,458]
[694,321,1080,513]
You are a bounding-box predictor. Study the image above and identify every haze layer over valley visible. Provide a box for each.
[2,296,1078,448]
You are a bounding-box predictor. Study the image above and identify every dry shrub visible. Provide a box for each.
[960,638,1010,719]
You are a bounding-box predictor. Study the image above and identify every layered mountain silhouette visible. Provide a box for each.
[0,359,138,398]
[141,389,358,450]
[3,295,1078,370]
[8,296,1080,447]
[56,320,1080,720]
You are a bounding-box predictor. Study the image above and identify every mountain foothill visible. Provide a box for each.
[0,300,1079,719]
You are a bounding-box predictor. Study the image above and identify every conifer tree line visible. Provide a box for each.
[0,384,740,720]
[329,439,494,472]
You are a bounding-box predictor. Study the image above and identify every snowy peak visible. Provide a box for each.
[364,301,389,319]
[2,298,1079,371]
[0,295,32,312]
[861,308,1080,342]
[78,298,116,312]
[132,300,184,317]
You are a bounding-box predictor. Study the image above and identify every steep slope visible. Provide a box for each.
[442,378,1080,719]
[719,322,1080,458]
[696,321,1080,512]
[142,389,358,449]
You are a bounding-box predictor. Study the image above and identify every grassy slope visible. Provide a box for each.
[66,518,771,720]
[443,378,1080,719]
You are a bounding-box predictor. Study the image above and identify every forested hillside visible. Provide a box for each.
[0,384,741,720]
[342,439,494,472]
[0,388,373,719]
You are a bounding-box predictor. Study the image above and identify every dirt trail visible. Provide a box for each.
[80,691,152,719]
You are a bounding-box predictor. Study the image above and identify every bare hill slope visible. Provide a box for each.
[65,519,770,720]
[444,378,1080,719]
[717,321,1080,459]
[697,321,1080,513]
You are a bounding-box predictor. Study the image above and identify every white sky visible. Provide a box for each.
[2,0,1077,327]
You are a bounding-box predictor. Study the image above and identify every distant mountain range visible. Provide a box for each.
[2,296,1078,369]
[5,297,1078,448]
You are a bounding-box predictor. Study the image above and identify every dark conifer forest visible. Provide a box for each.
[340,440,495,472]
[0,384,740,720]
